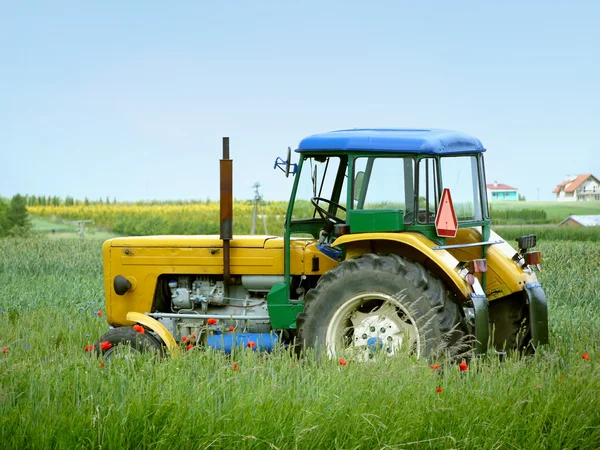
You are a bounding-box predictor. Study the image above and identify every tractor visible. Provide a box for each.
[92,128,548,361]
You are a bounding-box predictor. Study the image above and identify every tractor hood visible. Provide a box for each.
[107,235,284,249]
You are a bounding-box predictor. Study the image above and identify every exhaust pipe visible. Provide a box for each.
[220,137,233,286]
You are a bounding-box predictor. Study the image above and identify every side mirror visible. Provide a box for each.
[354,171,364,200]
[273,147,297,177]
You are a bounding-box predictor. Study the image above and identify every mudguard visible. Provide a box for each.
[126,312,179,356]
[523,282,549,347]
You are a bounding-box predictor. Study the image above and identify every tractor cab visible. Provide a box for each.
[285,128,489,249]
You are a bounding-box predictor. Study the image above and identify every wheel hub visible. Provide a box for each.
[350,303,414,360]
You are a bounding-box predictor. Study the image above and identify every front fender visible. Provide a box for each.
[332,232,470,299]
[126,312,179,357]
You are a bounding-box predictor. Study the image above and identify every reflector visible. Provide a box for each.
[468,259,488,273]
[435,188,458,238]
[525,251,542,265]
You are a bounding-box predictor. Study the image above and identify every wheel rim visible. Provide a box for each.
[325,292,420,361]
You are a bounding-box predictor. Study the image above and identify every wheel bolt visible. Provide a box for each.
[387,347,392,353]
[370,326,375,332]
[387,336,393,342]
[380,327,386,333]
[368,353,374,359]
[362,333,368,340]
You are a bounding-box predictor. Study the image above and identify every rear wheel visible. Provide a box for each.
[296,254,470,361]
[488,293,532,355]
[94,327,165,361]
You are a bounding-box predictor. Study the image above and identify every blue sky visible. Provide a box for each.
[1,1,598,202]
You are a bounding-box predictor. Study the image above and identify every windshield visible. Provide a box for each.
[292,156,348,221]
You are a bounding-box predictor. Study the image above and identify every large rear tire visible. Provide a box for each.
[296,254,469,361]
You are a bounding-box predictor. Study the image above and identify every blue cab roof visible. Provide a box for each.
[297,128,485,155]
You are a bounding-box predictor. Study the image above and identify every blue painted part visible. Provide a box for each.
[297,128,485,155]
[526,282,542,289]
[366,337,383,351]
[206,332,278,354]
[316,243,343,261]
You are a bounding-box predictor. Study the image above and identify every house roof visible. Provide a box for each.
[553,174,595,193]
[559,215,600,227]
[297,128,485,155]
[486,183,518,191]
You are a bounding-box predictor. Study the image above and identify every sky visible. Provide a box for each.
[1,1,599,203]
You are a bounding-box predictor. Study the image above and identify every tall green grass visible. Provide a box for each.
[1,237,599,449]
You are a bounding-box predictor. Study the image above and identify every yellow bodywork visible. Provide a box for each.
[103,235,338,326]
[446,228,539,300]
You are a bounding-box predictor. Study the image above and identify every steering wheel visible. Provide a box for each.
[311,197,347,225]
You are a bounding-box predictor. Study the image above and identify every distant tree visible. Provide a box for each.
[113,197,117,204]
[84,197,90,206]
[52,196,60,206]
[0,199,8,236]
[65,196,74,206]
[5,194,31,236]
[518,194,527,201]
[28,195,37,206]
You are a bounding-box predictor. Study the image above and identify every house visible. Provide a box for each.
[558,215,600,227]
[486,181,519,202]
[553,174,600,202]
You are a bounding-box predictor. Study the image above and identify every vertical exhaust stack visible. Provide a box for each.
[220,137,233,286]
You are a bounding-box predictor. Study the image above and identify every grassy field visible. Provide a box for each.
[30,217,118,240]
[490,200,600,222]
[1,235,599,449]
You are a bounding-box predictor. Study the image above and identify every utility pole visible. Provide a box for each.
[251,182,268,235]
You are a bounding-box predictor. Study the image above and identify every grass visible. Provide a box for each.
[1,236,600,449]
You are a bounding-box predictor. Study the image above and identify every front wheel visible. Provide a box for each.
[296,254,470,361]
[93,327,165,361]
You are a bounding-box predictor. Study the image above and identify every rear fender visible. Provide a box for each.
[332,232,470,299]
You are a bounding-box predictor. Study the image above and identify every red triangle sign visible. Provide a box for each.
[435,188,458,238]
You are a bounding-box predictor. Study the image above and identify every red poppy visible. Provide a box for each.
[133,324,145,334]
[186,344,193,350]
[181,336,188,342]
[436,387,442,393]
[2,348,8,354]
[459,362,468,372]
[233,363,239,371]
[228,327,235,332]
[247,341,256,349]
[207,318,218,325]
[100,341,112,351]
[339,358,347,366]
[100,363,105,367]
[84,344,96,353]
[191,333,196,339]
[583,353,590,360]
[97,311,104,317]
[430,363,440,370]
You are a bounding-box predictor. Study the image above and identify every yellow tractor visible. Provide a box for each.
[92,129,548,361]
